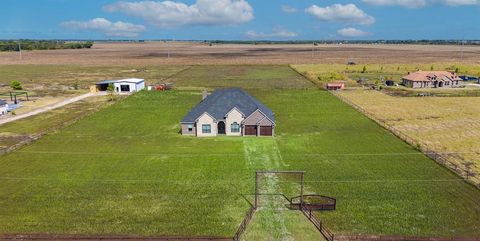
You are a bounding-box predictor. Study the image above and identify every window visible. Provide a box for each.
[202,124,211,134]
[187,124,193,132]
[231,122,240,133]
[120,85,130,92]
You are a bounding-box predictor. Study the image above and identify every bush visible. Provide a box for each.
[10,80,22,90]
[362,66,367,73]
[317,72,346,82]
[72,81,79,90]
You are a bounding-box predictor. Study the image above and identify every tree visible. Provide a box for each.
[107,83,116,101]
[430,65,434,71]
[362,66,367,73]
[10,80,22,90]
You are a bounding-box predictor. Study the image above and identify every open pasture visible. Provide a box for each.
[167,65,314,90]
[337,89,480,186]
[1,42,480,65]
[0,65,188,96]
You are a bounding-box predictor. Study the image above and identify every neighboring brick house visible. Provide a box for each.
[180,88,275,137]
[402,71,461,88]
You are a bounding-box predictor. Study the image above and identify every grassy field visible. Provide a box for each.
[0,65,188,96]
[337,89,480,185]
[0,65,479,238]
[166,65,314,90]
[0,96,111,152]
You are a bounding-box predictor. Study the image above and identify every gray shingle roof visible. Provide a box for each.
[181,88,275,124]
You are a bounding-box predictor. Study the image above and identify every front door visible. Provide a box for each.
[218,121,226,135]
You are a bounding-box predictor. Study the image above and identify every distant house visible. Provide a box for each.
[0,100,7,116]
[402,71,461,88]
[180,88,275,137]
[96,78,145,93]
[326,82,345,91]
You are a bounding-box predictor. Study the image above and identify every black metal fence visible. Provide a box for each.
[301,206,335,241]
[233,206,255,241]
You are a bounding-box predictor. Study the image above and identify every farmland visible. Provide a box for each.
[1,42,480,66]
[0,65,479,239]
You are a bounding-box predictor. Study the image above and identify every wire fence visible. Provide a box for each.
[330,90,480,188]
[335,235,480,241]
[0,100,107,156]
[0,234,232,241]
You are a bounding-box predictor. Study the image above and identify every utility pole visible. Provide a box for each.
[18,40,22,60]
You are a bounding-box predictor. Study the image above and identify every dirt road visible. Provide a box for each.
[0,92,105,126]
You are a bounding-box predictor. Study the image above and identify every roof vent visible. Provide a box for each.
[202,90,209,100]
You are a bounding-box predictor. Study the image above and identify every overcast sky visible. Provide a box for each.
[1,0,479,40]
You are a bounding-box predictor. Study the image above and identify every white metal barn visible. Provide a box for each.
[96,78,146,93]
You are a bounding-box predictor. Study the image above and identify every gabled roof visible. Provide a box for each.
[402,71,461,82]
[181,88,275,124]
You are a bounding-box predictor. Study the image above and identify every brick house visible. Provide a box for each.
[402,71,461,88]
[180,88,275,137]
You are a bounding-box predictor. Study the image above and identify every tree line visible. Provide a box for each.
[0,40,93,51]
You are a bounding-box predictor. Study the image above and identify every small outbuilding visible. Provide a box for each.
[0,100,7,116]
[326,82,345,91]
[96,78,145,93]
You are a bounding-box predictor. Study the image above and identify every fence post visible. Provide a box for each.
[254,172,258,209]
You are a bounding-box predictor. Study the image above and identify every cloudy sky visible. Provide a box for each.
[1,0,479,40]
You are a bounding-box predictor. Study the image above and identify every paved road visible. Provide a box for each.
[0,92,105,126]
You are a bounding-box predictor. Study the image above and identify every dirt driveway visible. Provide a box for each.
[0,92,105,126]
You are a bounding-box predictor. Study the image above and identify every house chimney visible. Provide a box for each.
[202,90,208,100]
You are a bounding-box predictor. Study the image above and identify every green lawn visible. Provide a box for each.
[0,65,479,238]
[0,96,110,150]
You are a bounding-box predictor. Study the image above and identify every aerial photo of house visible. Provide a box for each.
[1,1,480,241]
[180,88,275,137]
[402,71,462,88]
